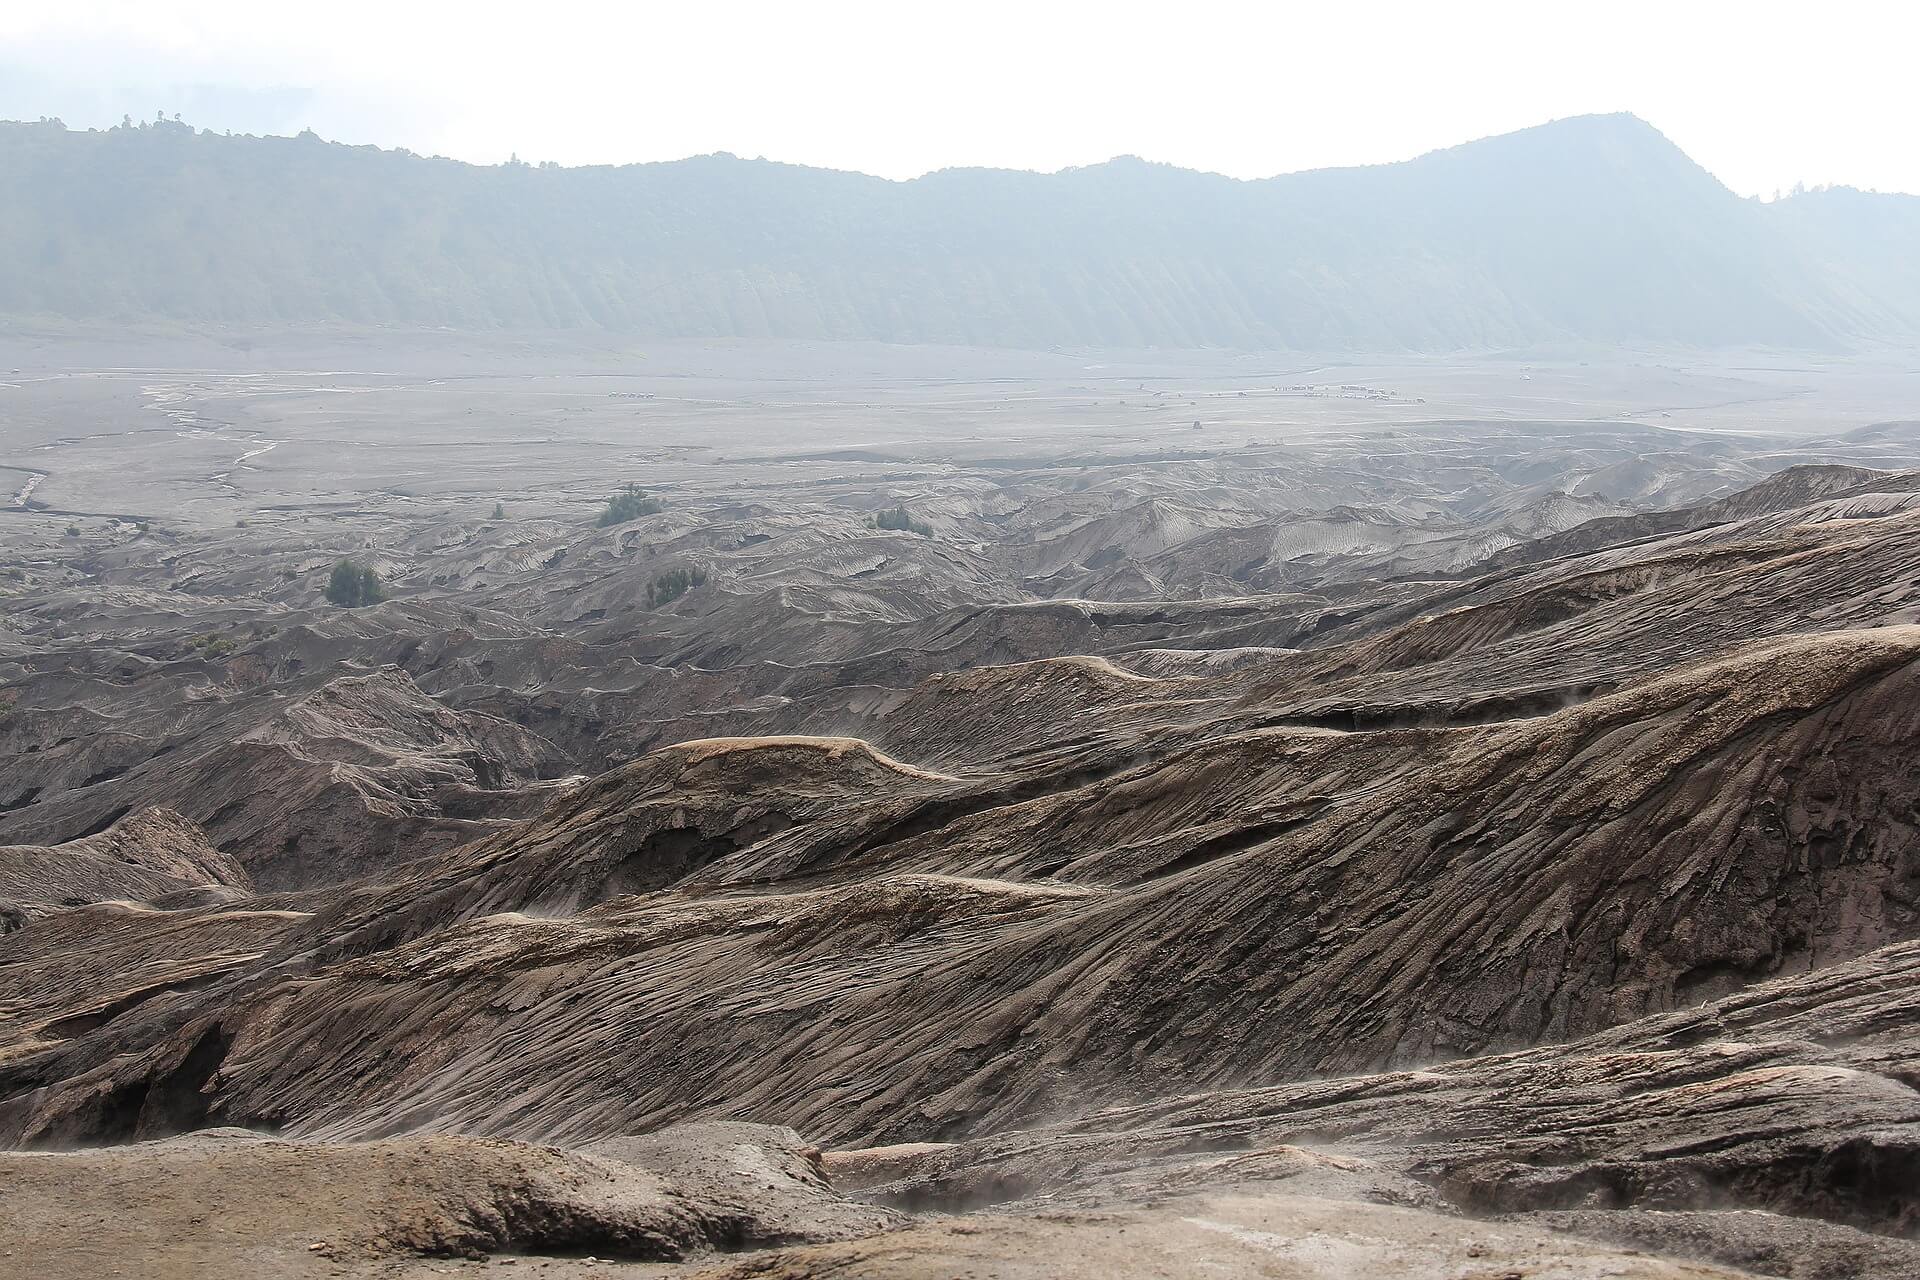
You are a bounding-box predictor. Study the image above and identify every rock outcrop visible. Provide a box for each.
[0,808,245,931]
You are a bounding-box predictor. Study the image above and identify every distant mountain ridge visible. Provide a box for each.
[2,112,1916,350]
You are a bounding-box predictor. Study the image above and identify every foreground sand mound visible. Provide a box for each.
[1,1121,896,1279]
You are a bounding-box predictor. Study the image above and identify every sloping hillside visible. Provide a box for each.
[3,113,1914,349]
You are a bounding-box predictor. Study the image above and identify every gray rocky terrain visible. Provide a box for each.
[3,336,1919,1277]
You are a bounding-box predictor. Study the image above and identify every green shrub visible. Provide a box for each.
[874,505,932,537]
[646,564,708,607]
[598,484,663,527]
[190,632,236,658]
[324,559,386,608]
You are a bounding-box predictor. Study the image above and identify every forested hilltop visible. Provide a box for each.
[3,112,1916,350]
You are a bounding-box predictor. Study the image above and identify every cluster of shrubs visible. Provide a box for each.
[646,565,707,606]
[871,506,932,537]
[598,484,664,527]
[189,632,236,658]
[324,559,386,608]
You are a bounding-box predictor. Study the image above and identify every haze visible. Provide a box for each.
[4,0,1917,197]
[8,4,1920,1278]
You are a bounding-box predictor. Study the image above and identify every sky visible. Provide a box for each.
[2,1,1915,198]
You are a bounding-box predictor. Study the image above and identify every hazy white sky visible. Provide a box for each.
[3,1,1915,196]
